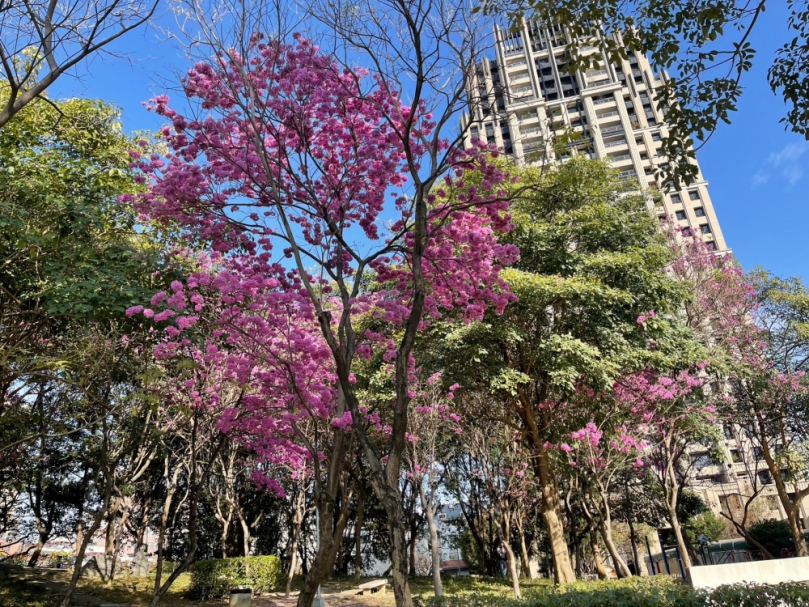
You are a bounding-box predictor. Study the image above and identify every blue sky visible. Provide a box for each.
[50,4,809,281]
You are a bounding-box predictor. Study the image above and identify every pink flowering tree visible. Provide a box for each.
[611,367,716,571]
[128,36,516,607]
[404,372,463,598]
[558,408,648,578]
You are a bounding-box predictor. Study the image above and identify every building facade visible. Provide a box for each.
[462,21,728,252]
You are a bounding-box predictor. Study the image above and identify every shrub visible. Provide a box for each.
[748,519,794,557]
[188,555,282,599]
[418,577,809,607]
[708,582,809,606]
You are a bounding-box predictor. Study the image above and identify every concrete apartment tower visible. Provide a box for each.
[461,21,728,252]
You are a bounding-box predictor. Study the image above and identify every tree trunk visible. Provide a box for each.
[153,465,181,596]
[353,486,364,583]
[787,506,808,557]
[60,486,114,607]
[27,530,48,568]
[626,511,644,576]
[519,532,532,580]
[107,498,132,586]
[531,436,575,583]
[421,496,443,597]
[497,517,521,599]
[286,486,306,597]
[589,527,608,580]
[388,502,414,607]
[665,496,692,571]
[296,500,338,607]
[598,519,631,578]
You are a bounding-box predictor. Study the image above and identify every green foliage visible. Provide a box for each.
[436,157,699,426]
[0,95,162,320]
[684,511,726,545]
[708,582,809,606]
[188,556,282,599]
[748,519,794,558]
[419,577,809,607]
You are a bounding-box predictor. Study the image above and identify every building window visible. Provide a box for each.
[658,215,667,222]
[707,241,718,250]
[758,470,774,485]
[689,190,701,201]
[700,223,712,234]
[675,210,687,220]
[730,449,741,463]
[694,207,706,217]
[723,425,734,440]
[670,193,681,203]
[652,131,662,141]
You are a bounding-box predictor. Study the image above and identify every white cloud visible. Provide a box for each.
[754,141,809,187]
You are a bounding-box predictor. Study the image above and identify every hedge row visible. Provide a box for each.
[420,577,809,607]
[188,555,282,599]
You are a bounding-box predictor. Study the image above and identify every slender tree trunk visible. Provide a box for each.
[107,498,132,586]
[149,425,225,607]
[497,518,521,600]
[134,495,152,550]
[153,466,180,596]
[589,527,608,580]
[787,506,808,557]
[518,527,532,579]
[665,495,692,571]
[27,531,48,568]
[574,538,583,579]
[598,519,631,578]
[286,487,306,597]
[60,486,114,607]
[353,486,364,583]
[626,512,644,576]
[420,488,443,597]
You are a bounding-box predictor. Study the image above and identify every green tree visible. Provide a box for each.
[749,519,795,558]
[0,94,166,409]
[436,157,696,582]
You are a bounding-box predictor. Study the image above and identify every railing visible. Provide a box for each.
[604,139,627,148]
[596,110,618,119]
[610,153,631,162]
[601,124,624,134]
[593,97,614,105]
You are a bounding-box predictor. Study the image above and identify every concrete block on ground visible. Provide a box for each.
[687,556,809,590]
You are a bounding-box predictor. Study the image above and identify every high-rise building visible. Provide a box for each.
[462,21,728,252]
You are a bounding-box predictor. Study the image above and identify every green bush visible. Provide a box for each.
[708,582,809,606]
[188,555,282,599]
[748,519,794,557]
[418,577,809,607]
